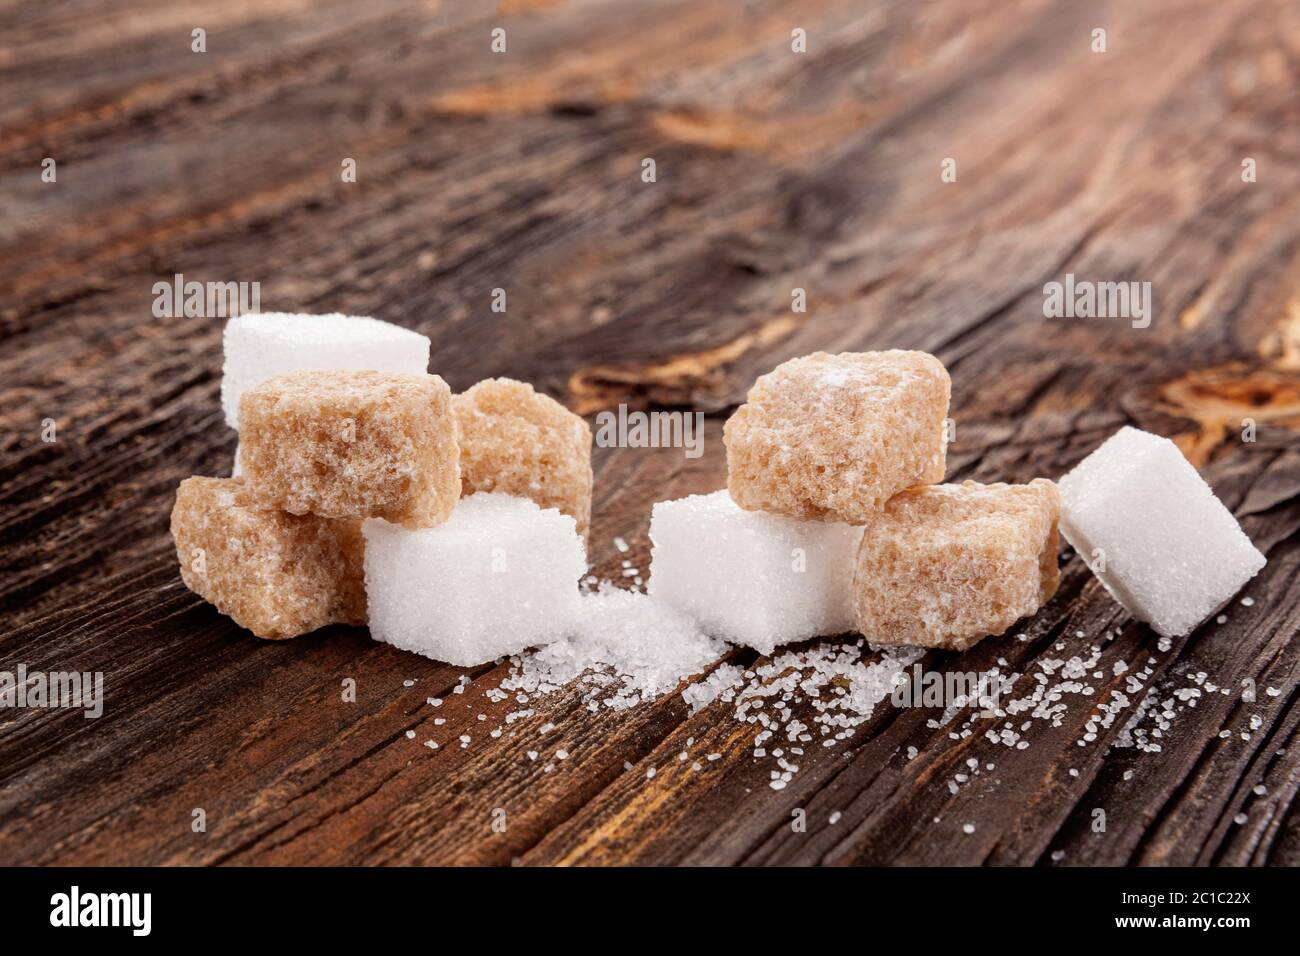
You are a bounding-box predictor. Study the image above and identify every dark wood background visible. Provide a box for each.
[1,0,1298,866]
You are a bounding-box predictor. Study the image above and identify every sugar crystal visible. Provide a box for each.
[503,585,725,709]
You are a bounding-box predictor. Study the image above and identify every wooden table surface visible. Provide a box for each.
[2,0,1298,866]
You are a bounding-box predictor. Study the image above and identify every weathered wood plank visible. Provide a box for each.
[1,0,1298,865]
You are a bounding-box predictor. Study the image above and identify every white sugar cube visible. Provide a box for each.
[221,313,430,429]
[1058,427,1265,637]
[648,490,863,654]
[363,493,586,665]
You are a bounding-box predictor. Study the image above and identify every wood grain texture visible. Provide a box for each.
[1,0,1298,866]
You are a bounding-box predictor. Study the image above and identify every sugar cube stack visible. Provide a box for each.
[364,493,587,666]
[853,479,1061,651]
[176,323,1271,665]
[239,369,460,529]
[1058,426,1265,636]
[725,350,950,524]
[649,490,863,655]
[453,378,594,538]
[221,313,431,429]
[171,477,366,639]
[180,311,606,650]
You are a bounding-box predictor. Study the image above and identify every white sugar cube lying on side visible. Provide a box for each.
[648,490,863,655]
[222,313,430,429]
[1058,426,1265,637]
[363,493,586,666]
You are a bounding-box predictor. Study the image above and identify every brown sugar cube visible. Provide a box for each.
[724,351,950,524]
[239,369,459,529]
[170,477,366,640]
[452,378,593,538]
[853,479,1060,651]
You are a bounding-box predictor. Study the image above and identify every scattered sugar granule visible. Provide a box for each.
[962,823,975,834]
[1234,812,1248,825]
[1254,784,1267,796]
[732,643,923,787]
[505,584,726,711]
[828,811,842,825]
[405,730,416,739]
[1241,596,1255,607]
[424,740,438,750]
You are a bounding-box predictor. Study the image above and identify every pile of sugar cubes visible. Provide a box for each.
[649,350,1266,652]
[172,313,593,663]
[173,319,1267,672]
